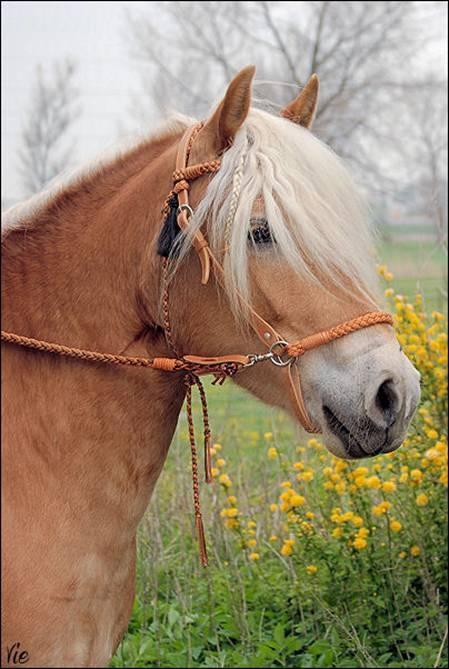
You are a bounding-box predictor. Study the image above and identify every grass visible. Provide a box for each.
[111,237,448,668]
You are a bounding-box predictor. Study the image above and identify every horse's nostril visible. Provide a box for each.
[375,379,399,427]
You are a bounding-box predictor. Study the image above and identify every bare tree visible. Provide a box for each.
[19,59,80,196]
[125,1,446,196]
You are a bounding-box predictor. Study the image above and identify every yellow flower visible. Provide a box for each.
[353,537,368,550]
[390,519,402,532]
[228,495,237,504]
[426,429,438,440]
[306,565,318,575]
[280,481,292,488]
[249,552,260,561]
[281,542,294,557]
[293,461,304,470]
[216,458,226,467]
[399,551,406,559]
[357,527,370,539]
[332,527,343,538]
[247,520,257,529]
[224,518,239,529]
[384,288,394,297]
[382,481,397,493]
[213,443,222,451]
[301,471,314,482]
[211,467,220,478]
[290,494,306,507]
[264,432,273,440]
[219,474,232,488]
[410,469,423,482]
[269,535,278,542]
[410,545,421,557]
[247,539,257,548]
[305,512,315,519]
[372,501,392,516]
[366,476,381,489]
[267,447,278,460]
[352,515,364,528]
[416,493,429,507]
[269,503,278,512]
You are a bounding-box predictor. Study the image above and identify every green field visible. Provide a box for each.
[112,235,447,668]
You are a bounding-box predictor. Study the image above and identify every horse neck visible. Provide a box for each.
[2,129,180,351]
[1,126,188,527]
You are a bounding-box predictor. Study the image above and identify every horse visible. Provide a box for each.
[1,65,421,667]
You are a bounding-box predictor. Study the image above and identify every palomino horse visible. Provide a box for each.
[2,66,420,667]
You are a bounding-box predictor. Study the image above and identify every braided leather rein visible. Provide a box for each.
[1,121,394,566]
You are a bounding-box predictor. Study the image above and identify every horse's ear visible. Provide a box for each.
[281,74,319,129]
[202,65,255,152]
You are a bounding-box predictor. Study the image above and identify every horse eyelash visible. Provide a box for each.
[248,217,273,245]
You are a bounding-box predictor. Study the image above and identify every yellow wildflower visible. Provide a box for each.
[290,494,306,507]
[249,552,260,561]
[219,474,232,488]
[416,493,429,507]
[382,481,397,493]
[353,537,368,550]
[306,565,318,575]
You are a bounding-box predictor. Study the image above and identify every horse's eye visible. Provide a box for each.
[248,217,273,245]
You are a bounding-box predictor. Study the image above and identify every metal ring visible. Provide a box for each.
[269,340,294,367]
[177,204,194,219]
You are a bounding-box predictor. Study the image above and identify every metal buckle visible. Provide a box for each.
[245,352,274,367]
[177,204,194,219]
[269,340,294,367]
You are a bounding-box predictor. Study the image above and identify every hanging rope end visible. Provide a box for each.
[195,514,209,567]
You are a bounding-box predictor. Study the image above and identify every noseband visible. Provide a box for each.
[1,122,393,566]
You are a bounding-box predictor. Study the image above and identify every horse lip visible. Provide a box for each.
[322,406,383,458]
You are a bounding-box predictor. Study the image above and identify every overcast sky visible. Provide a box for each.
[1,1,151,204]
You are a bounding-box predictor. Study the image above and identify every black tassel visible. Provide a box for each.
[157,194,182,257]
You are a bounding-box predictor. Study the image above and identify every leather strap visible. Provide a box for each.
[171,129,319,429]
[169,124,393,433]
[174,125,211,284]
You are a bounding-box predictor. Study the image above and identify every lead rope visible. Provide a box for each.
[161,257,212,565]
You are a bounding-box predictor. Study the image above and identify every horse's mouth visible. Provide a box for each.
[323,406,383,459]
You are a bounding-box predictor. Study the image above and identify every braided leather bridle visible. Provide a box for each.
[1,122,393,566]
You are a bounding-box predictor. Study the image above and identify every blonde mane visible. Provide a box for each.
[175,108,379,316]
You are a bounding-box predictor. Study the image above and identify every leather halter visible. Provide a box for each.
[1,121,394,567]
[167,123,393,433]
